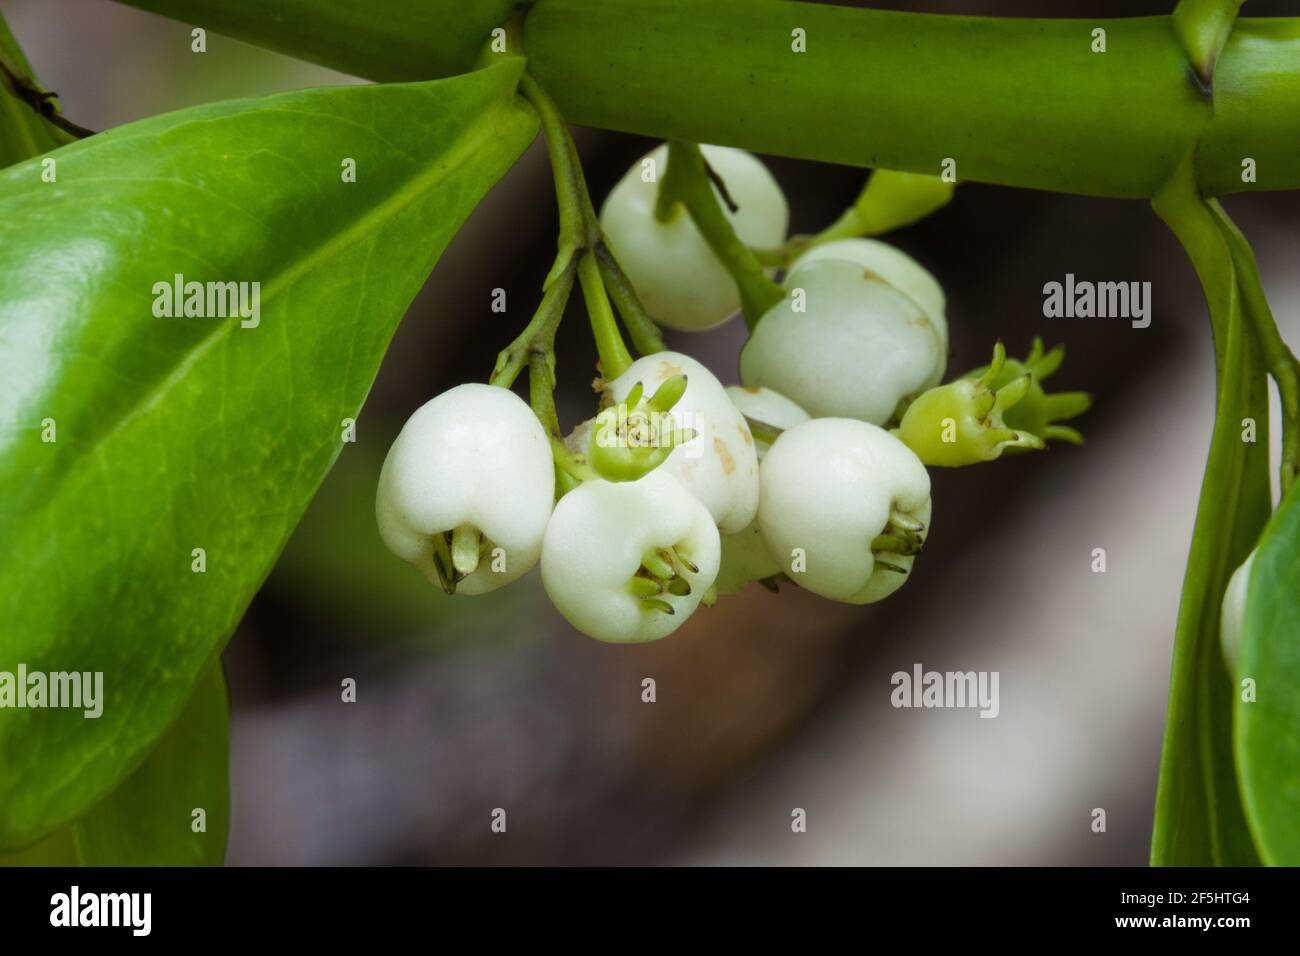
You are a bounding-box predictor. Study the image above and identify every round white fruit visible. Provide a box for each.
[758,417,931,604]
[377,384,555,595]
[600,144,788,331]
[541,470,721,643]
[742,257,945,424]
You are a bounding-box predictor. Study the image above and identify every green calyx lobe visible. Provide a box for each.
[588,374,694,481]
[628,544,699,612]
[963,338,1093,446]
[897,341,1048,467]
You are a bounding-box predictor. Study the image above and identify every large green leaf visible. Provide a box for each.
[73,666,230,865]
[115,0,523,82]
[1236,482,1300,864]
[1,667,229,866]
[0,58,537,848]
[0,11,72,168]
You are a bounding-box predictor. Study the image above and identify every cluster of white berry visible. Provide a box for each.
[377,145,1088,642]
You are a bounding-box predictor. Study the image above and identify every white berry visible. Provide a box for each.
[607,352,759,534]
[376,384,554,595]
[758,417,932,604]
[741,257,946,424]
[541,469,721,643]
[788,237,948,350]
[715,386,810,595]
[1220,549,1256,673]
[600,144,789,331]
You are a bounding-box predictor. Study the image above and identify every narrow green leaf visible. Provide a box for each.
[115,0,524,82]
[0,11,71,168]
[0,59,537,848]
[1236,482,1300,864]
[73,666,230,866]
[1149,160,1270,865]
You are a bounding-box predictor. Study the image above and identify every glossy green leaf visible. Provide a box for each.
[1236,482,1300,864]
[73,666,230,866]
[116,0,523,82]
[0,58,537,848]
[0,11,72,168]
[1149,159,1270,865]
[0,827,80,866]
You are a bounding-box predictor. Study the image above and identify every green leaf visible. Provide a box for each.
[115,0,524,82]
[0,11,72,168]
[0,827,80,866]
[1236,482,1300,864]
[0,58,537,848]
[73,666,230,866]
[1149,159,1270,865]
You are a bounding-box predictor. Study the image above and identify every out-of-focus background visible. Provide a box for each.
[7,0,1297,865]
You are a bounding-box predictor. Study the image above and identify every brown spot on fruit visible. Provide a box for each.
[713,436,736,475]
[656,361,684,381]
[739,424,753,446]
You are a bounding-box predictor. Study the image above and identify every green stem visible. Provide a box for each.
[115,1,1300,197]
[594,241,666,355]
[521,71,651,375]
[519,72,590,266]
[656,140,783,329]
[549,435,599,483]
[1209,203,1300,497]
[761,168,955,269]
[1148,155,1271,866]
[1172,0,1244,87]
[578,251,633,379]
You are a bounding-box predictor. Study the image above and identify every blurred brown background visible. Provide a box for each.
[7,0,1298,864]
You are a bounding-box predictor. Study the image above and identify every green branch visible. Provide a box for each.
[114,1,1300,198]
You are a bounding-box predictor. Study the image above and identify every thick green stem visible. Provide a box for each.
[656,141,783,328]
[116,1,1300,197]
